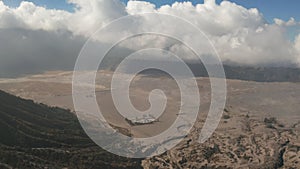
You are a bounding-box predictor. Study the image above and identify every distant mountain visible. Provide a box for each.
[111,59,300,82]
[189,63,300,82]
[0,90,141,169]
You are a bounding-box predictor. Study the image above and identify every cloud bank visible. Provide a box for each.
[0,0,299,77]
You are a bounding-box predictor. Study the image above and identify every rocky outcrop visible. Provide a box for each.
[142,111,300,169]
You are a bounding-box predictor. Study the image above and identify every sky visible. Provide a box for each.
[0,0,300,77]
[2,0,300,22]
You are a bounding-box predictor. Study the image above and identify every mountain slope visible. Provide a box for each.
[0,90,141,169]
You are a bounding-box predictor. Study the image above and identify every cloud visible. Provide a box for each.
[0,1,70,30]
[0,0,128,77]
[0,28,85,77]
[125,0,300,66]
[67,0,126,36]
[294,34,300,63]
[154,1,265,36]
[274,17,298,27]
[126,1,156,14]
[0,0,300,77]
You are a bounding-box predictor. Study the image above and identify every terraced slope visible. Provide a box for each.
[0,90,141,169]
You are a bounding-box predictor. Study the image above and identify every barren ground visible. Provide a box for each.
[0,71,299,168]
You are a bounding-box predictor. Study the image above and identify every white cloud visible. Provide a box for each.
[294,34,300,65]
[286,17,297,26]
[0,0,126,33]
[125,0,299,66]
[0,0,300,77]
[154,0,265,36]
[126,1,156,14]
[67,0,126,36]
[0,1,70,30]
[274,17,298,27]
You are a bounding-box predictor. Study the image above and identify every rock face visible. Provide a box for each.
[142,111,300,169]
